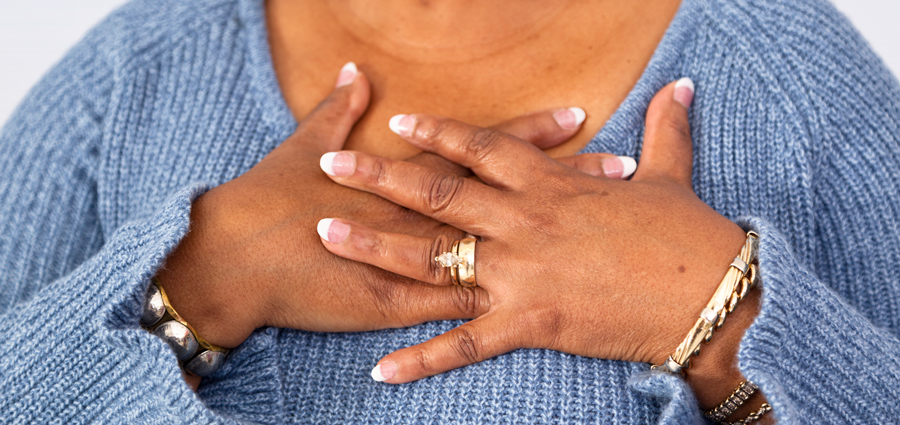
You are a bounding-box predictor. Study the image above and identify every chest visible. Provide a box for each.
[266,0,682,159]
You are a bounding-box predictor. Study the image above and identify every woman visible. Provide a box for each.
[1,0,898,424]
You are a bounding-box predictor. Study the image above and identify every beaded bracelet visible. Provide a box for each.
[140,278,230,377]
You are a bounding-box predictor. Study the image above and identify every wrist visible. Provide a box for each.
[650,227,772,422]
[155,190,265,349]
[684,288,764,410]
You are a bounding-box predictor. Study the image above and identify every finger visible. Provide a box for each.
[405,107,589,178]
[315,219,491,326]
[370,314,517,384]
[556,153,637,180]
[318,218,468,286]
[406,152,471,177]
[387,114,549,188]
[388,282,491,325]
[491,107,586,149]
[631,78,695,189]
[319,151,507,235]
[288,62,372,153]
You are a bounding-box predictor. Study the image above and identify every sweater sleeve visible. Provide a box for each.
[734,22,900,425]
[631,2,900,423]
[0,21,229,425]
[734,1,900,422]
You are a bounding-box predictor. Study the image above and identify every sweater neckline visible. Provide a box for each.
[238,0,702,153]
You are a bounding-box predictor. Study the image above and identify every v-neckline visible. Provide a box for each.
[237,0,702,157]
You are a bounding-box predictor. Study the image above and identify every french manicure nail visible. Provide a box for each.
[620,156,637,179]
[674,77,695,108]
[552,107,586,130]
[335,62,358,88]
[602,156,637,179]
[317,219,350,244]
[371,361,397,382]
[320,152,356,177]
[388,114,416,137]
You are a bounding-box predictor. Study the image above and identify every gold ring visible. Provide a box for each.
[456,238,477,287]
[434,237,478,287]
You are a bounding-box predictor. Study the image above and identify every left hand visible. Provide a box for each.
[315,80,750,389]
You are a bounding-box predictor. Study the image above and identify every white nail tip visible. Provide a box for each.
[568,107,586,126]
[619,156,637,178]
[317,219,334,241]
[341,62,358,76]
[675,77,695,93]
[320,152,337,176]
[371,364,386,382]
[388,114,406,135]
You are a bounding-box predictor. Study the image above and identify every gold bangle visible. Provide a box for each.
[652,231,760,375]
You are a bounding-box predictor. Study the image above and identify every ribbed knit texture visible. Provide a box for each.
[1,0,898,423]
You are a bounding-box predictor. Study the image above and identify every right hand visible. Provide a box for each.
[156,63,617,351]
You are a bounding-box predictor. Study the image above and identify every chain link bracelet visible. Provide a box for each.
[651,231,760,375]
[704,380,759,422]
[140,278,230,377]
[722,403,772,425]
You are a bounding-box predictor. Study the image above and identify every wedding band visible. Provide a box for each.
[434,237,478,287]
[456,238,477,287]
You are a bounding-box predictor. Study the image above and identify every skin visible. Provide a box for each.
[160,0,772,422]
[318,82,771,422]
[266,0,683,159]
[159,67,618,387]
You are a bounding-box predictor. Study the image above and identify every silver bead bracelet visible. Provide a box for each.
[140,279,230,377]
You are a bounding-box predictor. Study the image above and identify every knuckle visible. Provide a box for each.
[451,327,482,364]
[426,234,453,284]
[664,115,692,141]
[523,212,559,233]
[365,156,391,188]
[451,286,480,317]
[465,128,503,162]
[421,173,465,214]
[358,232,388,260]
[411,347,436,376]
[415,116,450,143]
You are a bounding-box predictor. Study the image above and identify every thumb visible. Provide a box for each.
[289,62,372,153]
[631,78,695,189]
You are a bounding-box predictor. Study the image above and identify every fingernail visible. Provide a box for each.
[317,219,350,244]
[335,62,358,88]
[674,78,695,108]
[320,152,356,176]
[371,361,397,382]
[602,156,637,179]
[553,107,586,130]
[388,114,416,137]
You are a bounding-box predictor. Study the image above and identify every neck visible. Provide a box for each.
[320,0,574,63]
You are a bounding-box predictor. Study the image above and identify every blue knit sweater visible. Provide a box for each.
[2,0,899,423]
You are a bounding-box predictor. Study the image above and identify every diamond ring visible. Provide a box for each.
[434,237,477,287]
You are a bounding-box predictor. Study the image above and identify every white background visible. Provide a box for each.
[1,0,899,125]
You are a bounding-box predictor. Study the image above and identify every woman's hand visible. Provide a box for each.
[316,79,761,410]
[156,63,617,352]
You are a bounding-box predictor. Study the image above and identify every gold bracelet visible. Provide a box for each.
[652,231,760,375]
